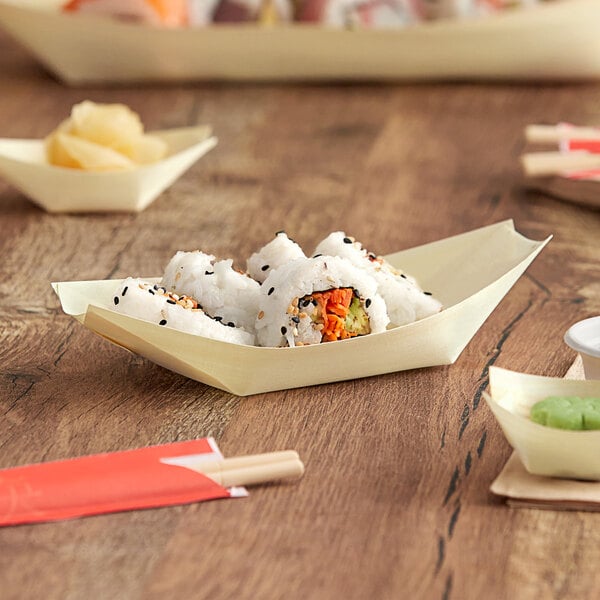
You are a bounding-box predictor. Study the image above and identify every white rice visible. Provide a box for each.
[112,278,255,345]
[246,231,306,284]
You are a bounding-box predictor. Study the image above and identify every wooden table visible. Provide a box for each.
[1,29,599,600]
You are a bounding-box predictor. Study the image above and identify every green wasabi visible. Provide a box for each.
[530,396,600,430]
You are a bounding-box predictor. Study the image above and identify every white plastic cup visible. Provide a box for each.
[565,316,600,380]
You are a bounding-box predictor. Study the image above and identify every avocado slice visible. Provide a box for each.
[344,296,371,336]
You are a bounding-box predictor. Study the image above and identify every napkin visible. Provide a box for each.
[490,356,600,511]
[0,438,246,526]
[491,453,600,512]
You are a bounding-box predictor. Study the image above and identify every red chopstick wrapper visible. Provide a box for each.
[565,140,600,153]
[0,438,246,526]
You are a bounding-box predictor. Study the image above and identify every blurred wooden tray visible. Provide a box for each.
[1,0,600,84]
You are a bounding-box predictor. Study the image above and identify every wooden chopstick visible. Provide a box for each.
[187,451,305,487]
[525,124,600,144]
[520,151,600,177]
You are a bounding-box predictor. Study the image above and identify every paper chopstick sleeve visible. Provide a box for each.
[0,439,230,526]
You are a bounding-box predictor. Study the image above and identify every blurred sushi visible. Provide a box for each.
[295,0,418,27]
[63,0,189,27]
[211,0,293,23]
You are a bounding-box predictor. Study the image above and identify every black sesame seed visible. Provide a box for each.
[275,230,285,236]
[214,316,223,321]
[166,299,176,305]
[121,286,128,297]
[424,291,433,296]
[366,298,372,308]
[400,274,407,279]
[159,319,167,326]
[261,264,270,271]
[153,284,159,290]
[281,326,287,335]
[313,254,323,258]
[343,237,352,244]
[227,322,235,328]
[268,287,275,296]
[148,289,155,295]
[291,316,300,324]
[113,296,119,305]
[205,271,214,275]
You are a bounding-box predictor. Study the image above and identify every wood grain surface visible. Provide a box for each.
[1,29,599,600]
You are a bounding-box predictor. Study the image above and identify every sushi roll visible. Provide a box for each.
[256,256,389,347]
[63,0,188,27]
[112,278,255,345]
[314,231,442,327]
[161,251,260,333]
[246,231,306,284]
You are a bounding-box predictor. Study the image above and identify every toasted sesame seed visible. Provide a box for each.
[281,326,287,335]
[258,310,265,320]
[268,287,274,296]
[121,286,128,297]
[261,264,270,271]
[113,296,119,305]
[159,319,167,326]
